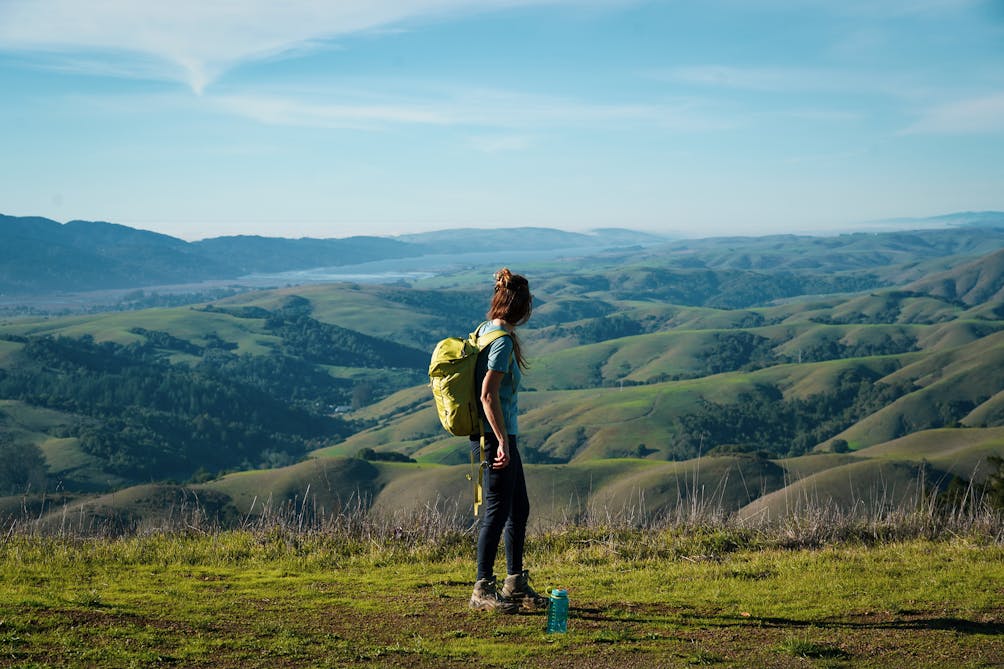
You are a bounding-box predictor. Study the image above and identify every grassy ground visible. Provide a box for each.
[1,527,1001,668]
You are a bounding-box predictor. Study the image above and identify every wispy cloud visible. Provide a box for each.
[207,87,729,132]
[0,0,625,94]
[467,134,534,152]
[653,64,929,98]
[211,93,453,129]
[711,0,983,19]
[782,147,871,166]
[903,92,1004,134]
[655,62,1004,137]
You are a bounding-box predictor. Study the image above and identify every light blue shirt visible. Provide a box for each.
[474,322,521,435]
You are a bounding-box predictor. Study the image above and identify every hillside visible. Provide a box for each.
[906,247,1004,306]
[0,215,666,298]
[0,215,230,293]
[2,218,1004,527]
[189,234,424,274]
[4,211,1004,299]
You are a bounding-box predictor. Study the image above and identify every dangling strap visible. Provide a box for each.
[468,421,490,516]
[473,429,487,516]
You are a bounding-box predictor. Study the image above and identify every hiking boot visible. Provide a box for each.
[470,576,519,613]
[501,570,548,611]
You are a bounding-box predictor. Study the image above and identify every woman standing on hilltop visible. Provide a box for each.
[469,268,548,613]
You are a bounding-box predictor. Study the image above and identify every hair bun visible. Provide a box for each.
[494,268,513,288]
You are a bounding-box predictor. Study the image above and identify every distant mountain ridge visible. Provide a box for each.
[0,214,431,295]
[0,215,231,294]
[866,210,1004,229]
[190,235,424,274]
[0,214,669,295]
[3,211,1003,296]
[395,226,664,248]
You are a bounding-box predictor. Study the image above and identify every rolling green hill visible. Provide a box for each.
[854,426,1004,479]
[2,221,1004,529]
[736,458,929,520]
[906,247,1004,306]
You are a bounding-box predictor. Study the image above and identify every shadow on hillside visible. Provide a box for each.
[569,605,1003,636]
[734,615,1004,636]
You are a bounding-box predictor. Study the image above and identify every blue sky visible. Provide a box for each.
[1,0,1003,241]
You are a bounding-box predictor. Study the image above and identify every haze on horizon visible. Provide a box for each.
[1,0,1003,242]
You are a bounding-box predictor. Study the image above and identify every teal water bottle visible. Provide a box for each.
[545,588,569,634]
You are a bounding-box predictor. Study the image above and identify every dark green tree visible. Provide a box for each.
[0,435,48,495]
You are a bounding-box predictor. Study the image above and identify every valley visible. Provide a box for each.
[2,215,1004,530]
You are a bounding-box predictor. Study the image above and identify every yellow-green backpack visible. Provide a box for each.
[428,322,510,438]
[429,322,511,516]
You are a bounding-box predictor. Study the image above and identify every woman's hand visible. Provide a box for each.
[493,442,510,469]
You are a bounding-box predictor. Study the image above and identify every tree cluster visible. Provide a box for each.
[697,331,778,375]
[355,447,416,463]
[0,434,47,495]
[0,335,348,481]
[673,368,913,459]
[262,297,426,369]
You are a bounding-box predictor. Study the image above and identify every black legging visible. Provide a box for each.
[474,433,529,581]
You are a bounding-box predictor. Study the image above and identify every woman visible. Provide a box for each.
[469,268,548,613]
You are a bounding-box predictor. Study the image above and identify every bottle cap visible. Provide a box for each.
[550,588,567,597]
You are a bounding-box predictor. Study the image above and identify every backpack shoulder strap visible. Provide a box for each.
[471,321,511,348]
[474,324,514,373]
[476,327,510,348]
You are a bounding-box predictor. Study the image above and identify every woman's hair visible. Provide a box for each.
[487,268,532,370]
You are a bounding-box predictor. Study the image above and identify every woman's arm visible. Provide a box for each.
[480,369,509,469]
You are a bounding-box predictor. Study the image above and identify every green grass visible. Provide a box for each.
[855,427,1004,480]
[0,400,75,434]
[0,304,285,355]
[0,339,22,364]
[775,635,850,661]
[739,459,928,520]
[0,531,1000,668]
[14,435,1001,533]
[196,456,384,517]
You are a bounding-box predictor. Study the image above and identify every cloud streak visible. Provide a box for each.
[467,134,534,153]
[0,0,618,93]
[211,93,454,129]
[903,92,1004,134]
[208,87,731,132]
[712,0,983,19]
[654,64,932,99]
